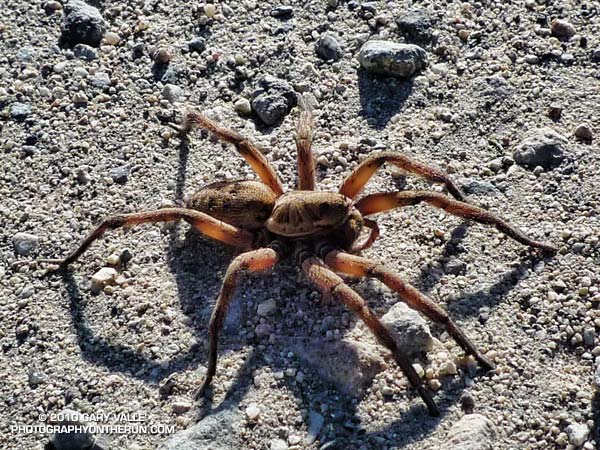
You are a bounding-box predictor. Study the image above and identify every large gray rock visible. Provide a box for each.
[381,302,434,356]
[61,0,106,47]
[288,337,387,396]
[158,406,243,450]
[357,41,427,77]
[445,414,496,450]
[514,127,568,169]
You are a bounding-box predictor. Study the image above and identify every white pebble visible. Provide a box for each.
[245,403,260,420]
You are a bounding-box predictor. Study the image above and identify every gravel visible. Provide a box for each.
[2,1,599,449]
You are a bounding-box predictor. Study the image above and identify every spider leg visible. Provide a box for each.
[339,151,465,201]
[196,247,279,398]
[302,256,440,416]
[295,96,316,190]
[35,208,254,269]
[356,191,557,252]
[171,109,284,196]
[324,250,495,371]
[349,218,380,253]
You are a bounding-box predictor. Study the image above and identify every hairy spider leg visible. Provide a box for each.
[196,247,280,398]
[173,110,285,196]
[339,151,465,201]
[36,208,254,268]
[324,250,495,371]
[302,256,440,416]
[356,191,557,252]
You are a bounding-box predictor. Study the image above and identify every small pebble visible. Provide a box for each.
[574,124,593,142]
[245,403,260,420]
[270,438,288,450]
[154,47,171,65]
[551,19,575,40]
[162,84,183,103]
[204,4,217,18]
[257,299,277,316]
[172,400,192,414]
[565,423,589,446]
[234,98,252,115]
[13,232,39,256]
[103,31,121,46]
[91,267,117,293]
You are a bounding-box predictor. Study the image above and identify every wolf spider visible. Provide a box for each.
[33,104,556,416]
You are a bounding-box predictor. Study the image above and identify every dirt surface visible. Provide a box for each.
[1,1,599,449]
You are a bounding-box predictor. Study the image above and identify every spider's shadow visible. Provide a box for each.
[357,69,415,130]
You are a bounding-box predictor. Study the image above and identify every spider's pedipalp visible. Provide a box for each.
[302,256,440,416]
[174,109,285,196]
[356,191,557,252]
[349,218,380,253]
[339,151,465,201]
[324,250,495,371]
[196,247,280,398]
[35,208,254,270]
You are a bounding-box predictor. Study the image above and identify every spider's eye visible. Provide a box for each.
[318,203,333,216]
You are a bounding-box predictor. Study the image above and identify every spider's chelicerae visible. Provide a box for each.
[37,105,557,416]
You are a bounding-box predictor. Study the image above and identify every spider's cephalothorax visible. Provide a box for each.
[33,104,557,417]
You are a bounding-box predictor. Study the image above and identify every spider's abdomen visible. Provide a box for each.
[266,191,354,238]
[187,180,276,230]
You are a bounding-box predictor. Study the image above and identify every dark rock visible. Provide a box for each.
[73,43,98,60]
[132,42,146,59]
[395,9,435,45]
[478,307,490,324]
[357,41,427,78]
[458,178,500,196]
[10,102,32,121]
[158,405,243,450]
[49,409,96,450]
[514,127,568,170]
[444,259,467,275]
[316,34,343,62]
[60,0,106,47]
[361,2,377,14]
[109,166,129,184]
[251,75,297,125]
[460,392,476,413]
[189,37,206,53]
[271,6,293,18]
